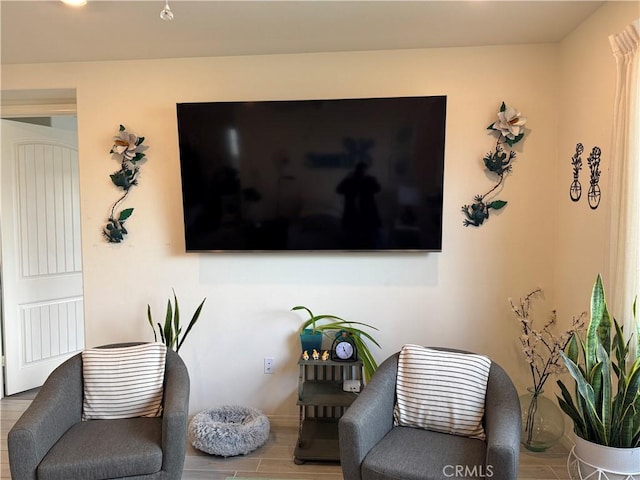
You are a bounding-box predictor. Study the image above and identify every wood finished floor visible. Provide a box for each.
[1,389,570,479]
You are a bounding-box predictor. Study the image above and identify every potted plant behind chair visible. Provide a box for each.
[556,274,640,480]
[148,289,206,352]
[292,305,381,381]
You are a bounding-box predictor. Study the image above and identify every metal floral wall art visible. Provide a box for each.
[568,143,602,209]
[586,146,602,209]
[103,125,148,243]
[569,143,584,202]
[462,102,527,227]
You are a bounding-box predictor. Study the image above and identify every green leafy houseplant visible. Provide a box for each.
[556,274,640,448]
[148,291,206,352]
[292,305,381,381]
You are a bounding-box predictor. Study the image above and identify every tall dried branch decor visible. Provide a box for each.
[462,102,527,227]
[103,125,148,243]
[510,290,586,394]
[510,289,586,447]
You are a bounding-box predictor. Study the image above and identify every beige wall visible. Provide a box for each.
[555,1,638,322]
[553,0,638,442]
[1,2,636,417]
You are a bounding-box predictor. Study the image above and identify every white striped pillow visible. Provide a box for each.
[393,344,491,440]
[82,343,167,421]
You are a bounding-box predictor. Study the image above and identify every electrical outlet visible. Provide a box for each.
[264,357,274,374]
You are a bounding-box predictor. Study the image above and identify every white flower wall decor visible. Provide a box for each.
[461,102,528,227]
[103,124,148,243]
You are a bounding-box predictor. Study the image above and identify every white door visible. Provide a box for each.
[1,119,84,395]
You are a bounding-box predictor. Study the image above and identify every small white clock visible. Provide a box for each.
[331,330,357,361]
[335,341,354,360]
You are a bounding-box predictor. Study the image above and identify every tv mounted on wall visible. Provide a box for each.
[176,95,446,252]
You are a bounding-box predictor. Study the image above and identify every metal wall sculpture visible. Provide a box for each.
[569,143,602,209]
[462,102,527,227]
[569,143,584,202]
[103,125,148,243]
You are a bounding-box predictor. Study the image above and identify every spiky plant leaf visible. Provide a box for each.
[176,297,206,352]
[566,333,579,364]
[147,305,157,343]
[587,274,606,374]
[596,343,612,443]
[172,290,180,347]
[164,300,174,349]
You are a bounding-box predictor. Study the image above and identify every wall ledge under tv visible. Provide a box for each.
[198,254,440,286]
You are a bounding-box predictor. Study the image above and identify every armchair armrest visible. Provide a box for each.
[484,361,521,480]
[160,349,190,478]
[8,354,83,480]
[339,353,398,480]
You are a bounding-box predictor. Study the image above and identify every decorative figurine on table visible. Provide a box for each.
[302,350,309,361]
[312,349,320,360]
[322,350,330,361]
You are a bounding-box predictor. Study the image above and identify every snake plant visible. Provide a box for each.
[148,290,206,352]
[556,274,640,448]
[292,305,381,381]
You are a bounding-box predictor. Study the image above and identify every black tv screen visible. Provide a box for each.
[176,96,446,252]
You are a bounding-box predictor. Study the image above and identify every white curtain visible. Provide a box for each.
[608,19,640,356]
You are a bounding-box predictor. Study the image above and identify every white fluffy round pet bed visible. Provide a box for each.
[189,405,270,457]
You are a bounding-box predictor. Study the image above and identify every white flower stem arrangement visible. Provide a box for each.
[510,289,586,447]
[103,124,148,243]
[462,102,527,227]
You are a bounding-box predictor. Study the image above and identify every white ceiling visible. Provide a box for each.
[1,1,609,65]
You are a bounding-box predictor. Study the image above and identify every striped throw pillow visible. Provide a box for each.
[393,344,491,440]
[82,343,167,420]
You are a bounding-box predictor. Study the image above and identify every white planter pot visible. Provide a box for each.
[569,433,640,480]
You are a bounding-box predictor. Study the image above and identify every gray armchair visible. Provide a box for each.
[8,343,190,480]
[339,348,520,480]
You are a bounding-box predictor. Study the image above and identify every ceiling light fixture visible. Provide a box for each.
[61,0,87,6]
[160,0,174,21]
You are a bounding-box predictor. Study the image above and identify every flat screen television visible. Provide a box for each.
[176,95,446,252]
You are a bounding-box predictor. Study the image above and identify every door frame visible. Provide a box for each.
[0,89,79,398]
